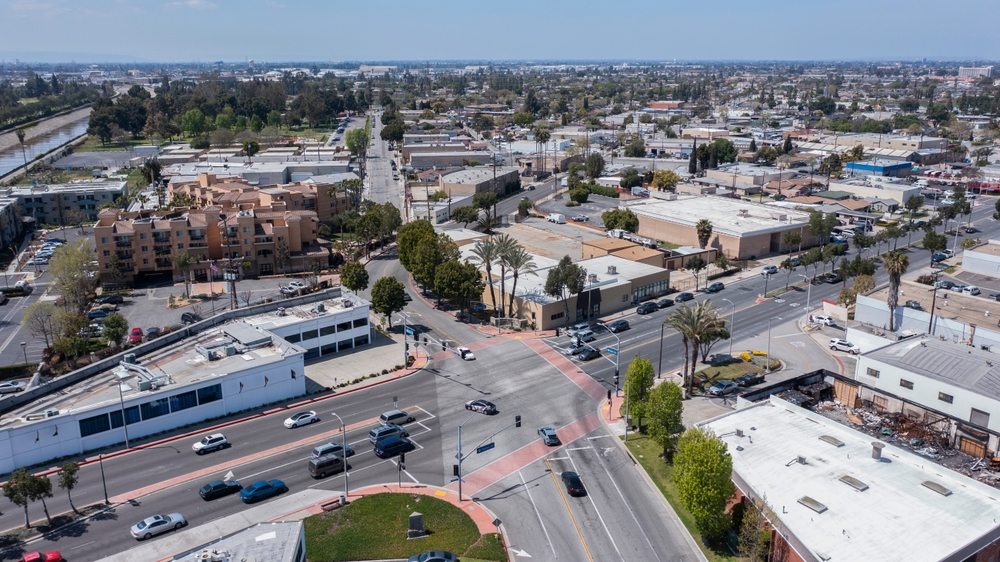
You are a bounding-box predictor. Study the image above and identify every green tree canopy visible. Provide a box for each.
[621,357,655,431]
[674,428,735,540]
[340,260,370,293]
[645,382,684,459]
[101,312,129,346]
[601,209,639,232]
[585,153,606,179]
[434,260,485,314]
[451,206,480,227]
[397,220,435,272]
[371,276,406,328]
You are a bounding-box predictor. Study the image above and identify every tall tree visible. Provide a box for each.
[370,276,406,328]
[434,260,485,318]
[673,428,735,541]
[695,219,713,249]
[58,462,80,515]
[15,127,29,174]
[339,260,370,293]
[503,246,538,318]
[544,255,586,328]
[585,152,605,179]
[4,468,33,528]
[884,251,909,332]
[601,209,639,232]
[688,140,698,174]
[686,256,707,291]
[492,234,517,316]
[645,381,684,459]
[621,357,656,432]
[171,251,197,297]
[49,241,98,314]
[782,230,802,254]
[470,238,499,314]
[101,313,129,346]
[23,302,61,349]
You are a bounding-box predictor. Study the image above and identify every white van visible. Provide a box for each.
[962,286,981,296]
[547,213,565,224]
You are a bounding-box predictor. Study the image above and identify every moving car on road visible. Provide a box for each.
[130,513,187,539]
[563,341,587,356]
[21,551,63,562]
[192,433,228,455]
[578,347,601,361]
[561,471,587,496]
[829,339,860,354]
[408,551,458,562]
[453,346,475,360]
[538,426,560,446]
[706,282,725,293]
[239,479,287,504]
[762,265,778,275]
[373,436,415,459]
[284,411,319,428]
[380,409,415,425]
[198,479,241,500]
[656,298,675,309]
[312,441,354,459]
[465,399,497,414]
[607,319,630,333]
[369,424,408,445]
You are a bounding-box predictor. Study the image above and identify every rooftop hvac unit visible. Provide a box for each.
[224,345,237,356]
[138,380,154,391]
[195,346,218,361]
[607,265,618,275]
[123,353,137,364]
[44,409,59,418]
[316,303,325,313]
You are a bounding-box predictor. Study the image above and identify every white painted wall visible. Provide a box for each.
[963,245,1000,276]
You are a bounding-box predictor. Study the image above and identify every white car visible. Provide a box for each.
[811,315,836,326]
[565,323,590,337]
[829,339,860,355]
[962,286,981,296]
[288,280,306,289]
[280,286,298,295]
[284,411,318,428]
[454,346,475,360]
[130,513,187,540]
[192,433,228,455]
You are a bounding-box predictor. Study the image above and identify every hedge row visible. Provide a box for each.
[707,267,742,281]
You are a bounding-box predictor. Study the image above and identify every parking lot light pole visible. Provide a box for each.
[721,298,735,357]
[766,317,782,374]
[331,412,348,497]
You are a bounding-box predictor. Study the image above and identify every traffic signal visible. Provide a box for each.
[399,452,405,464]
[423,336,428,344]
[405,343,409,352]
[614,370,620,386]
[515,415,521,428]
[607,389,612,401]
[442,342,446,351]
[453,464,460,476]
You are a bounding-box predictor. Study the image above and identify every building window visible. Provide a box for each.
[243,226,249,233]
[101,237,108,244]
[285,333,302,343]
[353,318,368,329]
[302,329,319,341]
[177,244,184,250]
[938,392,954,404]
[169,391,198,412]
[320,325,336,337]
[141,246,148,252]
[197,384,222,405]
[900,379,914,390]
[337,321,351,332]
[103,250,110,257]
[622,294,628,302]
[354,335,369,346]
[175,231,183,237]
[338,338,353,351]
[79,413,111,437]
[971,408,991,427]
[866,368,880,378]
[550,312,564,321]
[143,259,149,265]
[105,263,111,269]
[140,399,170,421]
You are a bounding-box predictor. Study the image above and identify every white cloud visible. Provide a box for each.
[168,0,217,9]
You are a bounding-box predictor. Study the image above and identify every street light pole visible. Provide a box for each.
[657,323,665,378]
[20,341,27,367]
[766,317,782,374]
[799,274,812,325]
[606,329,621,394]
[624,377,632,443]
[722,298,736,357]
[99,454,109,504]
[116,376,130,449]
[331,412,348,497]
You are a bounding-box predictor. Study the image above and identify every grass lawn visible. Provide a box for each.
[623,435,737,562]
[695,358,763,383]
[303,493,506,562]
[659,240,681,250]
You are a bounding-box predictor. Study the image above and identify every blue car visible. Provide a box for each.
[238,479,287,504]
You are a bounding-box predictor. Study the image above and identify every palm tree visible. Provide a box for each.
[493,234,517,317]
[503,246,537,318]
[171,251,197,298]
[534,127,551,179]
[695,219,713,249]
[883,251,909,332]
[665,309,693,395]
[470,238,499,314]
[15,128,28,174]
[666,301,724,398]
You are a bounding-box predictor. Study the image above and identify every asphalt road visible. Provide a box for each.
[366,110,401,210]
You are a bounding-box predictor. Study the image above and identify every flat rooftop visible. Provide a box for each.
[172,522,302,562]
[865,336,1000,397]
[490,254,663,305]
[971,243,1000,257]
[626,195,811,237]
[868,279,1000,329]
[440,166,520,185]
[702,396,1000,562]
[243,292,370,331]
[2,323,302,428]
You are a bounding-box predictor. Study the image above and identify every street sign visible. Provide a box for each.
[405,327,414,336]
[476,442,496,454]
[606,347,619,355]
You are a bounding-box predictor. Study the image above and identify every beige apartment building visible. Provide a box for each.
[168,173,352,222]
[94,203,327,285]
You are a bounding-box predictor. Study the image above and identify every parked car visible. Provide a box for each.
[369,424,408,445]
[905,300,922,310]
[829,338,860,354]
[962,286,981,296]
[288,281,306,289]
[239,479,287,504]
[78,324,103,338]
[181,312,200,323]
[608,319,630,333]
[87,308,112,320]
[674,292,694,303]
[146,327,161,339]
[570,215,590,222]
[708,380,738,396]
[636,302,657,314]
[931,252,949,263]
[561,471,587,496]
[656,298,675,309]
[373,436,415,459]
[789,257,801,267]
[380,409,415,425]
[97,295,124,305]
[989,292,1000,301]
[578,347,601,361]
[762,265,778,275]
[0,381,26,394]
[538,426,560,446]
[820,272,843,284]
[408,551,457,562]
[198,479,242,500]
[284,411,319,428]
[280,286,299,295]
[736,373,766,387]
[950,284,967,293]
[934,280,954,290]
[312,441,354,459]
[130,513,187,539]
[21,551,63,562]
[810,315,836,326]
[465,399,497,414]
[192,433,228,455]
[706,282,725,293]
[128,327,144,344]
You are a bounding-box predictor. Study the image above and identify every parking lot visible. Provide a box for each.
[499,217,604,261]
[535,193,621,229]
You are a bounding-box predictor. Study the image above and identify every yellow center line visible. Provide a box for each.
[544,457,594,562]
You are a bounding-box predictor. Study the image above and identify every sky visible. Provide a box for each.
[2,0,1000,64]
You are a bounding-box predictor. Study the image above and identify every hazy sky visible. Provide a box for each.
[2,0,999,63]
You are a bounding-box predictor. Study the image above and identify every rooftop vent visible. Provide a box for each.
[607,265,617,275]
[819,435,845,447]
[122,353,137,365]
[871,441,885,461]
[922,481,952,496]
[839,475,869,492]
[797,496,828,514]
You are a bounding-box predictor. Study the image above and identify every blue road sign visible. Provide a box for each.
[405,327,415,336]
[476,442,496,454]
[606,347,619,355]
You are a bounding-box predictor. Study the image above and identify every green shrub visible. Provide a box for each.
[568,187,590,203]
[707,267,741,280]
[190,135,210,149]
[588,185,620,198]
[565,201,581,207]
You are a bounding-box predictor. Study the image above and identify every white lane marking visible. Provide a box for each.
[547,456,570,461]
[585,443,661,561]
[71,541,96,550]
[566,447,592,451]
[414,405,437,420]
[565,452,622,559]
[518,469,557,558]
[587,435,610,440]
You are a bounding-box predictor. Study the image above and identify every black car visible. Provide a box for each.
[374,436,415,459]
[736,373,765,387]
[706,282,725,293]
[966,226,978,234]
[674,292,694,303]
[636,302,657,315]
[181,312,201,324]
[931,252,948,263]
[578,348,601,361]
[608,319,630,333]
[935,280,955,290]
[198,479,242,501]
[87,308,112,320]
[656,298,675,309]
[561,471,587,496]
[98,295,124,305]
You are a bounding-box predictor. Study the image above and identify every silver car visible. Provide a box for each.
[130,513,187,540]
[0,381,26,394]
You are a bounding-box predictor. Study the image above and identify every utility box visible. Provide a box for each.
[408,511,427,539]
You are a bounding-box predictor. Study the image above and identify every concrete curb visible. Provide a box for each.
[596,402,710,562]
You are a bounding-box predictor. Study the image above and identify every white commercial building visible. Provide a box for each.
[962,241,1000,277]
[827,176,921,206]
[1,181,128,226]
[959,66,994,79]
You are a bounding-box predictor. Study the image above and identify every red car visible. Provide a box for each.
[128,327,143,344]
[23,552,63,562]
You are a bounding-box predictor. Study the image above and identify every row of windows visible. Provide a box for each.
[283,318,367,344]
[79,384,222,438]
[635,280,670,300]
[890,375,992,427]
